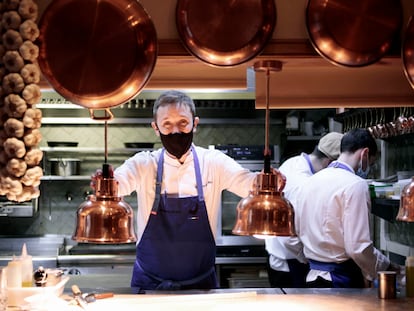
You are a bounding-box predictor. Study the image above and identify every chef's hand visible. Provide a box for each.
[90,164,114,190]
[90,169,103,190]
[259,167,286,192]
[275,168,287,192]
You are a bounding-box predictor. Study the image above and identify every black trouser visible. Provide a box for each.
[267,257,309,288]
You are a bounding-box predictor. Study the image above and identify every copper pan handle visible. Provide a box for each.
[88,108,114,121]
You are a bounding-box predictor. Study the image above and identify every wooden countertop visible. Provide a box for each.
[62,289,413,311]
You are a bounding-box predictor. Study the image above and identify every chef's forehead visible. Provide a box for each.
[153,91,195,119]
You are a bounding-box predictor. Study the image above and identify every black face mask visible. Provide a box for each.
[159,131,193,159]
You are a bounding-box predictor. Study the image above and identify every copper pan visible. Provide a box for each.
[306,0,402,67]
[38,0,157,119]
[402,16,414,90]
[176,0,276,67]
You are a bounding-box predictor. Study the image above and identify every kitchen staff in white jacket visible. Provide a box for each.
[293,128,400,288]
[265,132,343,288]
[113,90,259,290]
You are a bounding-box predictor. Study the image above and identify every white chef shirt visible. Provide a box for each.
[293,161,390,281]
[265,153,310,272]
[114,145,257,244]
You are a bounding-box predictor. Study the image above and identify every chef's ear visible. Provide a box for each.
[193,116,200,132]
[151,121,160,136]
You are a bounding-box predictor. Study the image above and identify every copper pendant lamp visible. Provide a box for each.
[232,60,296,237]
[73,120,137,243]
[396,177,414,222]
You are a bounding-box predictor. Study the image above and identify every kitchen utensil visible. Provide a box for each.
[44,269,64,286]
[38,0,157,117]
[47,141,78,147]
[83,292,114,303]
[176,0,276,67]
[49,158,81,176]
[33,266,47,287]
[72,285,88,309]
[378,271,397,299]
[306,0,402,67]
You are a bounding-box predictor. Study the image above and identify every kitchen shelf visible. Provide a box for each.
[40,147,151,153]
[286,136,322,141]
[371,198,400,223]
[41,175,91,181]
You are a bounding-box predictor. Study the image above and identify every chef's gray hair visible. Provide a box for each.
[152,90,196,121]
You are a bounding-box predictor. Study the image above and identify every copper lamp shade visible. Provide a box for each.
[232,60,296,237]
[396,177,414,222]
[232,172,296,236]
[73,164,137,243]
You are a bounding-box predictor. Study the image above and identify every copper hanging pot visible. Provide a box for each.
[176,0,276,67]
[38,0,157,120]
[402,16,414,90]
[306,0,402,67]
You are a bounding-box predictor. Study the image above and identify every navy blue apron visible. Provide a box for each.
[131,148,218,290]
[308,259,365,288]
[306,161,365,288]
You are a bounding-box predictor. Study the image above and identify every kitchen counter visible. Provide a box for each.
[53,275,413,311]
[56,287,413,311]
[6,274,413,310]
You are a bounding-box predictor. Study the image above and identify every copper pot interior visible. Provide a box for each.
[306,0,402,67]
[38,0,157,109]
[176,0,276,67]
[403,16,414,90]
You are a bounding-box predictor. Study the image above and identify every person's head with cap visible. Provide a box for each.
[318,132,344,160]
[310,132,344,172]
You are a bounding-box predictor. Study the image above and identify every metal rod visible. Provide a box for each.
[253,60,283,173]
[265,68,270,157]
[104,112,108,164]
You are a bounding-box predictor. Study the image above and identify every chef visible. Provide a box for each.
[293,128,400,288]
[112,90,259,290]
[265,132,343,288]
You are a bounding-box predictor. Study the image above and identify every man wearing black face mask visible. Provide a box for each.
[112,90,260,291]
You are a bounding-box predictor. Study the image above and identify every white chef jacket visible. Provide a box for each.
[265,153,310,272]
[114,145,257,244]
[293,161,390,281]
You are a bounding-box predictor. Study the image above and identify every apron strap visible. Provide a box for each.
[151,146,205,214]
[192,147,205,202]
[303,153,315,175]
[146,266,215,290]
[328,161,354,173]
[150,149,165,215]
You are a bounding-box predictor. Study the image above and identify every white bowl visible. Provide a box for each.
[7,276,69,307]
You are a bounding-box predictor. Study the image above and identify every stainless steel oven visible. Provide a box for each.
[214,145,279,247]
